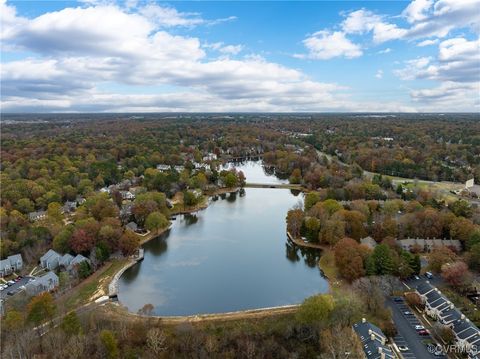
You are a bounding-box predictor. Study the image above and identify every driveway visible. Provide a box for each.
[387,297,446,358]
[0,276,33,299]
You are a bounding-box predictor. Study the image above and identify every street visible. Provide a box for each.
[387,296,446,358]
[0,276,33,299]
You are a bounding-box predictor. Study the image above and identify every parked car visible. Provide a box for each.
[414,275,420,280]
[394,297,404,303]
[7,280,15,285]
[418,329,429,336]
[7,291,14,296]
[425,272,433,279]
[415,325,425,331]
[404,311,413,315]
[398,345,409,351]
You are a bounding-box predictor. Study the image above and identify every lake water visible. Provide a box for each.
[118,162,328,316]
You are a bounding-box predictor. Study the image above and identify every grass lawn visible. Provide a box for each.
[318,248,339,283]
[56,259,128,312]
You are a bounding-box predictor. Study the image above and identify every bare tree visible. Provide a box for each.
[146,328,168,355]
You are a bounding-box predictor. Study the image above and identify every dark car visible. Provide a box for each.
[7,291,15,296]
[394,297,404,303]
[418,329,429,336]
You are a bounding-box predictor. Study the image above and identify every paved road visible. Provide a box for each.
[0,276,33,299]
[387,297,446,358]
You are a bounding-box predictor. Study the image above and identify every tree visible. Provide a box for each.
[61,311,82,336]
[466,243,480,271]
[289,168,302,184]
[69,228,96,254]
[304,192,321,211]
[295,294,335,325]
[53,226,74,254]
[27,292,55,325]
[100,330,119,359]
[183,190,199,207]
[428,246,457,273]
[334,238,368,282]
[77,260,93,279]
[119,231,139,256]
[145,211,169,232]
[47,202,63,222]
[450,217,476,241]
[224,172,238,188]
[146,328,168,355]
[368,244,395,275]
[4,309,24,331]
[450,200,472,218]
[441,261,473,289]
[286,209,303,237]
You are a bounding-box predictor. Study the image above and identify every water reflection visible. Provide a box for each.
[285,241,323,270]
[118,163,328,316]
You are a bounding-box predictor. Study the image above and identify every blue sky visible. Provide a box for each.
[1,0,479,112]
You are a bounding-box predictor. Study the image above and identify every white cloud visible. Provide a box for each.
[417,39,439,46]
[377,48,392,54]
[297,30,362,60]
[402,0,434,23]
[375,70,384,79]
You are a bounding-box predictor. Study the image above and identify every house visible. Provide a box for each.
[62,201,77,214]
[126,222,138,232]
[40,249,61,270]
[59,253,74,268]
[120,191,135,200]
[0,253,23,277]
[174,165,185,172]
[28,211,47,222]
[25,272,59,296]
[75,196,86,205]
[156,164,171,171]
[68,254,90,272]
[360,236,378,249]
[352,318,394,359]
[416,282,480,354]
[397,238,461,253]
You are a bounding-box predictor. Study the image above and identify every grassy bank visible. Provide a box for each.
[56,259,128,312]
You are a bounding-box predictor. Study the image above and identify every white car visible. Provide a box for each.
[415,325,425,331]
[7,280,15,285]
[398,345,409,352]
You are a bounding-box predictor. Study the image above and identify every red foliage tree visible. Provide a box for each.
[69,228,96,254]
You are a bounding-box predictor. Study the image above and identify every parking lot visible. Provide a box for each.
[0,276,33,299]
[388,297,446,358]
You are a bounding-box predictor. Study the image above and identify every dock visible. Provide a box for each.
[286,231,324,250]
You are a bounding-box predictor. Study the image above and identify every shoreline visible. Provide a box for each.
[107,302,300,324]
[111,185,321,320]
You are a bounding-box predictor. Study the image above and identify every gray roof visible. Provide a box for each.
[59,253,74,267]
[8,254,22,263]
[353,320,394,359]
[126,222,138,231]
[40,249,61,262]
[0,259,10,271]
[70,254,89,267]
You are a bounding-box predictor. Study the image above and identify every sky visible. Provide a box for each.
[1,0,479,113]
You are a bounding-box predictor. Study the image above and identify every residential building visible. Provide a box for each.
[28,211,47,222]
[156,164,170,171]
[126,221,138,232]
[59,253,74,268]
[352,318,394,359]
[398,238,461,253]
[40,249,61,270]
[68,254,90,272]
[120,190,135,200]
[416,282,480,355]
[0,253,23,276]
[25,272,59,296]
[360,236,377,249]
[62,201,77,214]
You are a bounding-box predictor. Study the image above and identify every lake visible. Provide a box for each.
[118,162,328,316]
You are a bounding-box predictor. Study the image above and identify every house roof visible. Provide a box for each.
[59,253,74,266]
[40,249,61,262]
[126,222,138,230]
[353,320,394,359]
[8,254,22,263]
[416,281,435,296]
[0,259,10,271]
[70,254,89,266]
